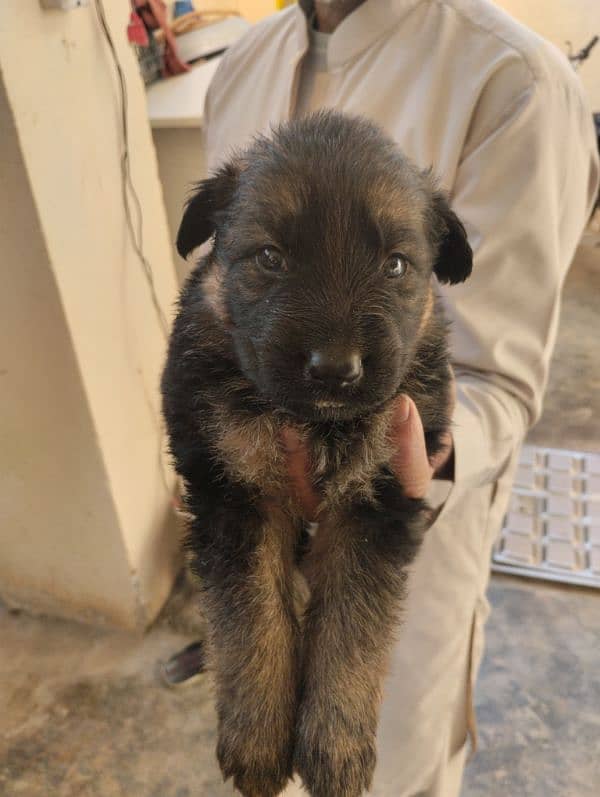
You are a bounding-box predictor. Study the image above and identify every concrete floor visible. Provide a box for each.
[1,574,599,797]
[463,576,600,797]
[1,232,599,796]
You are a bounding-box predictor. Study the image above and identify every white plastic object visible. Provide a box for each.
[493,445,600,588]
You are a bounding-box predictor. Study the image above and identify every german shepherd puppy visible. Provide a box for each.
[162,111,472,797]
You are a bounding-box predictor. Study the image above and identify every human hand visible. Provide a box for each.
[280,392,454,522]
[388,393,454,499]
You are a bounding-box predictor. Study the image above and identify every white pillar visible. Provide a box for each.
[0,0,181,628]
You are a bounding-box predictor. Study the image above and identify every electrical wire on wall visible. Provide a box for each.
[94,0,169,339]
[94,0,176,502]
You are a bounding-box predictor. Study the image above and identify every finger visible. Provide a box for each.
[280,427,320,520]
[389,395,433,499]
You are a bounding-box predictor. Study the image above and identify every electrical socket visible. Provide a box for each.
[40,0,90,9]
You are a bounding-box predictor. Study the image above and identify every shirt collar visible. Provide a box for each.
[295,0,421,68]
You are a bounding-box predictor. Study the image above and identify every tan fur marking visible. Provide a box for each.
[203,510,299,795]
[318,406,396,507]
[202,262,227,321]
[418,285,434,337]
[213,402,401,512]
[294,510,408,794]
[248,515,298,686]
[215,413,285,493]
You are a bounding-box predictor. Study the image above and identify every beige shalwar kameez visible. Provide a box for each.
[200,1,599,794]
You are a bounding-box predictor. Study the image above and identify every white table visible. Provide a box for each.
[146,58,220,129]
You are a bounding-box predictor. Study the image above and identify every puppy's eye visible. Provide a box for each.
[385,254,409,278]
[256,246,285,272]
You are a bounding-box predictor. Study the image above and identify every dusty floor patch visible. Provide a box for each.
[0,600,231,797]
[463,576,600,797]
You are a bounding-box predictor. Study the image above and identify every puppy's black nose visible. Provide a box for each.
[307,348,363,387]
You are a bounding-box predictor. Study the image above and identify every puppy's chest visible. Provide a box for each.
[210,408,395,504]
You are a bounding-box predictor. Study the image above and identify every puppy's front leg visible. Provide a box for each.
[294,474,430,797]
[187,483,300,797]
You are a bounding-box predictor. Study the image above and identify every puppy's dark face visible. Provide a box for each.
[178,112,472,421]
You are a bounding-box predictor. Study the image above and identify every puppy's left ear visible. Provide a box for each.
[176,161,240,259]
[431,192,473,285]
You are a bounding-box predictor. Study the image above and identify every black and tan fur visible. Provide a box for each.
[161,111,472,797]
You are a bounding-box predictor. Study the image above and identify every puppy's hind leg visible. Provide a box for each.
[187,483,300,797]
[294,475,430,797]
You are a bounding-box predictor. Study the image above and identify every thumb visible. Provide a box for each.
[389,395,433,499]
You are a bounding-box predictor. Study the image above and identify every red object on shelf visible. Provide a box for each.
[131,0,190,77]
[127,11,149,46]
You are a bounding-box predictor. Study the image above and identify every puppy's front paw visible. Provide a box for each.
[294,713,376,797]
[217,729,292,797]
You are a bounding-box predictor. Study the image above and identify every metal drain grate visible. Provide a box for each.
[492,445,600,588]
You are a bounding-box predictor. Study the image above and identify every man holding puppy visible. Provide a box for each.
[200,0,598,794]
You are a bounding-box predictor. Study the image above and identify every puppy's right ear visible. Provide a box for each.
[176,162,239,259]
[430,192,473,285]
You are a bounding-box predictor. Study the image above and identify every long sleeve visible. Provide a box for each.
[444,63,599,489]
